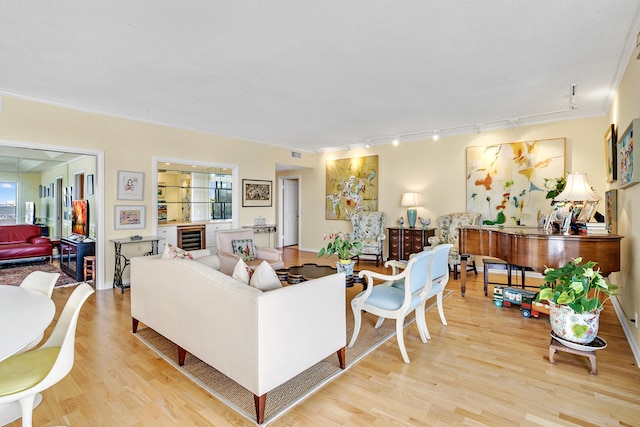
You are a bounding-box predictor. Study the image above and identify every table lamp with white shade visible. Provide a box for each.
[401,192,422,228]
[555,172,600,202]
[555,172,601,223]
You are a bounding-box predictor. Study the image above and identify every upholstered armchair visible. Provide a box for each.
[427,212,481,279]
[216,228,284,275]
[349,211,386,266]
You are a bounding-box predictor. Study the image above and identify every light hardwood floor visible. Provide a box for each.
[9,248,640,426]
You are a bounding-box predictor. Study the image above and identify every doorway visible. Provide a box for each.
[280,177,300,247]
[0,139,105,289]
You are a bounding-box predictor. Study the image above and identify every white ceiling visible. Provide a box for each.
[1,1,639,153]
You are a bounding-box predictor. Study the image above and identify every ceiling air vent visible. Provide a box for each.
[291,151,302,159]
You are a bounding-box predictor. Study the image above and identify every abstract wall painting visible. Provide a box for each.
[619,119,639,189]
[325,155,378,220]
[466,138,565,226]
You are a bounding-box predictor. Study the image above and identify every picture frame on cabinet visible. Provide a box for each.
[576,200,599,223]
[604,124,617,182]
[117,170,144,200]
[115,205,146,230]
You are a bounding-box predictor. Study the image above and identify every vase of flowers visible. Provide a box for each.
[318,231,362,276]
[537,257,618,344]
[544,176,566,204]
[544,176,569,221]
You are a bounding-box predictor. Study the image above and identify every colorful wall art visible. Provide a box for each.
[466,138,565,226]
[325,155,378,220]
[618,119,639,189]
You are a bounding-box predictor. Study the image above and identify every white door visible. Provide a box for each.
[283,178,299,246]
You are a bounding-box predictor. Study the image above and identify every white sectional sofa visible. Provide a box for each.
[130,255,346,424]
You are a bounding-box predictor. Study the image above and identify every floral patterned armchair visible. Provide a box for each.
[349,211,386,266]
[427,212,481,279]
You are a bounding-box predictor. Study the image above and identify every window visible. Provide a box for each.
[0,181,18,225]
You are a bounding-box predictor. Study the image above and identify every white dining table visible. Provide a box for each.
[0,285,56,362]
[0,285,56,425]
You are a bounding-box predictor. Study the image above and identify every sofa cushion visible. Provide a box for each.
[194,254,221,270]
[249,261,282,291]
[231,239,256,261]
[0,224,42,244]
[161,243,193,260]
[232,258,252,284]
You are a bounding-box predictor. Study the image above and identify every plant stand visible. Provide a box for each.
[549,337,599,375]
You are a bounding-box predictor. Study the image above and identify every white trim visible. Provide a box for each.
[612,296,640,368]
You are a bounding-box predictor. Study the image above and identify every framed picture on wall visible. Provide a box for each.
[117,170,144,200]
[605,190,617,233]
[604,124,617,182]
[87,174,95,195]
[242,179,272,207]
[114,205,146,230]
[619,119,640,188]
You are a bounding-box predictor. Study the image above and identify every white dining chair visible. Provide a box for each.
[19,271,59,299]
[18,271,60,352]
[0,283,94,427]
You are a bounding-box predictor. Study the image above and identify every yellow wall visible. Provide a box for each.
[0,96,313,289]
[608,52,640,351]
[299,116,608,253]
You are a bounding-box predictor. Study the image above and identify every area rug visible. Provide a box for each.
[135,290,452,425]
[0,260,79,287]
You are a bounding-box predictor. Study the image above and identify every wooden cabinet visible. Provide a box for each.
[60,237,95,281]
[387,227,435,261]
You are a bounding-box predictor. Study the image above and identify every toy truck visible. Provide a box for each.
[493,286,542,318]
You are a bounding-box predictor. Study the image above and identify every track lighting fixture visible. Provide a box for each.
[337,98,576,152]
[569,84,579,110]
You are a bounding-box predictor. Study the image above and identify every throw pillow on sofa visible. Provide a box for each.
[249,261,283,291]
[231,239,256,261]
[232,258,252,284]
[161,243,194,260]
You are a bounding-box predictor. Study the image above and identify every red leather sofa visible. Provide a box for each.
[0,224,53,262]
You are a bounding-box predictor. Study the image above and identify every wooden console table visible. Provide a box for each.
[111,236,163,293]
[387,227,435,261]
[458,226,622,297]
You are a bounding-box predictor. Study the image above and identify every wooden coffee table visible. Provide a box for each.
[276,263,366,288]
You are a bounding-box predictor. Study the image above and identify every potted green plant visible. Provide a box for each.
[318,231,363,276]
[537,257,618,344]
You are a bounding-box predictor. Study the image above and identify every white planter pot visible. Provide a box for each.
[549,302,600,344]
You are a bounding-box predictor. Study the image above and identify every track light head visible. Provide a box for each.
[569,84,579,110]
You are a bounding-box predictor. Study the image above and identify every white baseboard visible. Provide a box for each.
[611,296,640,368]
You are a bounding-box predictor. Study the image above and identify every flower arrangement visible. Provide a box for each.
[317,231,362,261]
[544,176,566,204]
[537,257,618,314]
